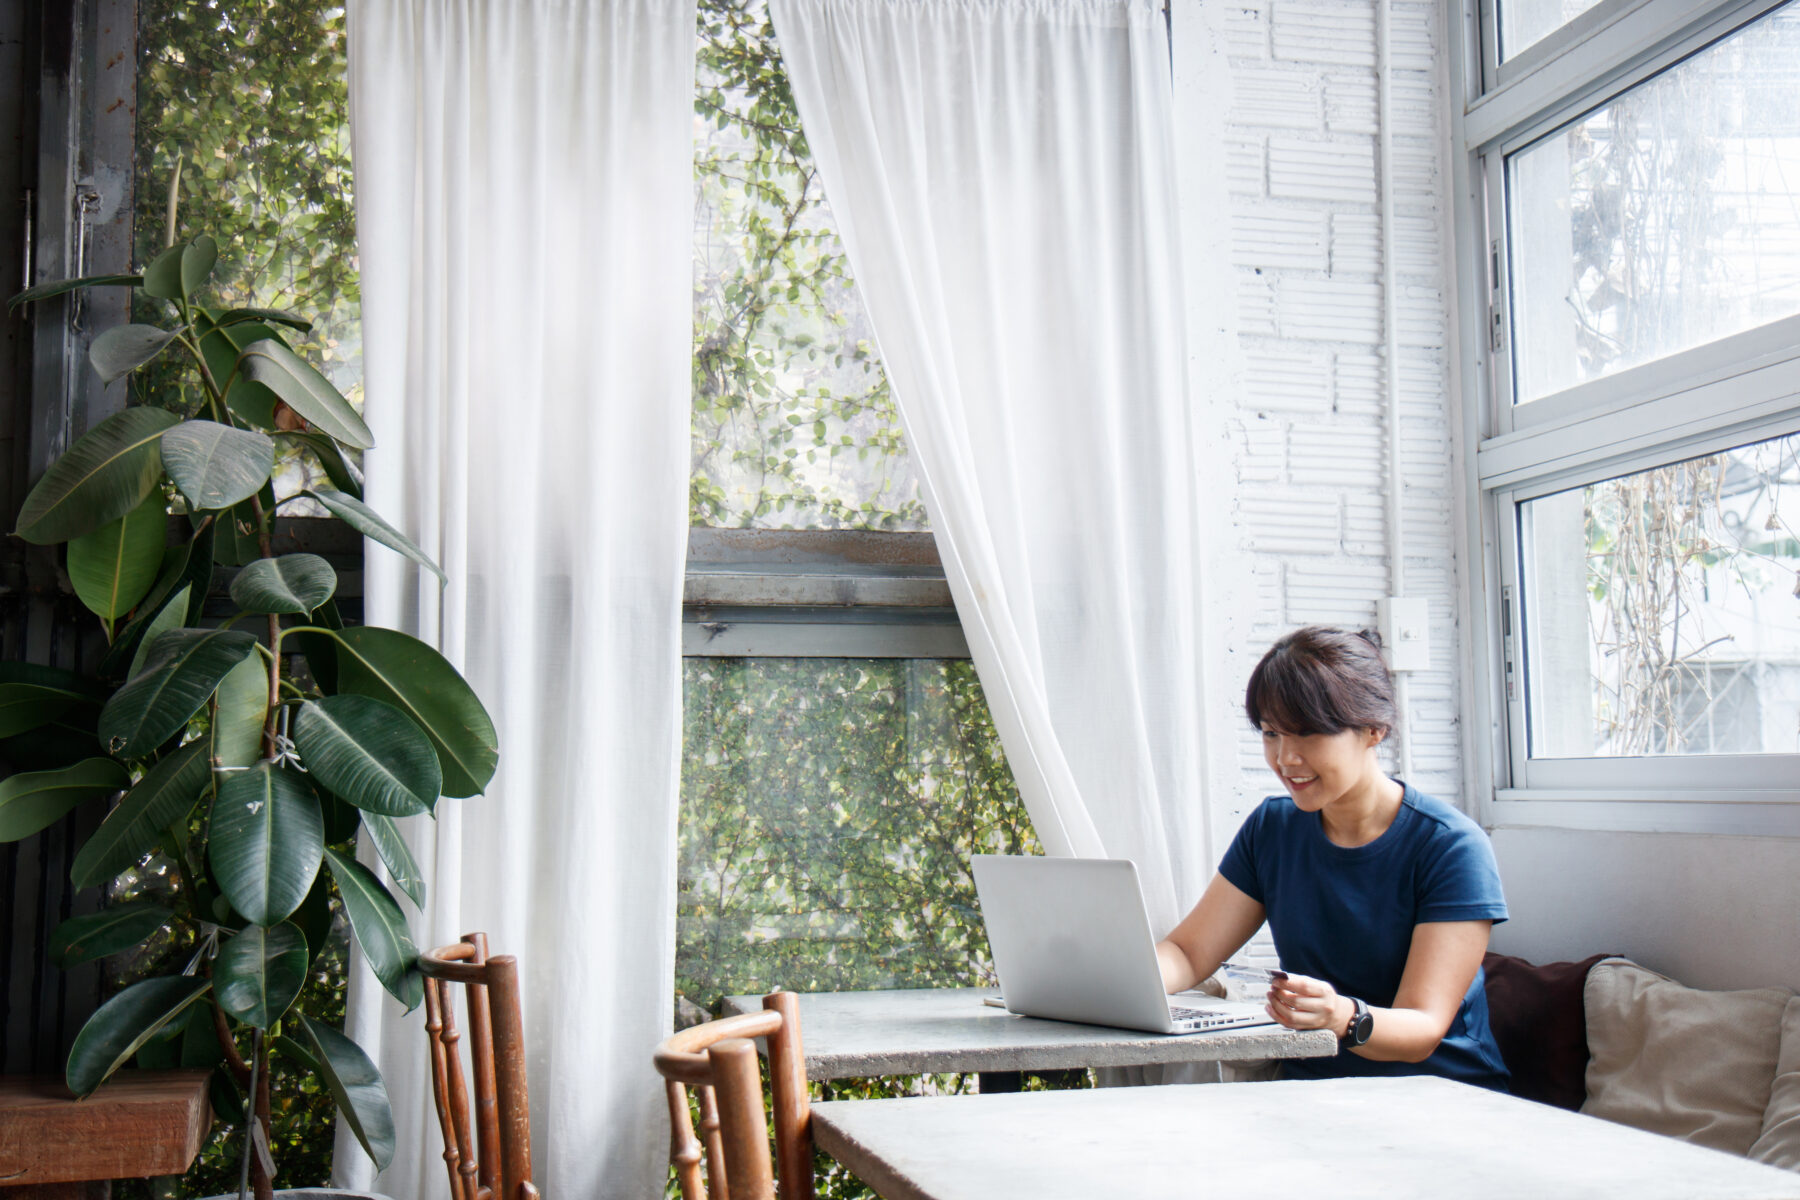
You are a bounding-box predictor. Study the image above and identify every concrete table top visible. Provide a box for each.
[811,1075,1800,1200]
[722,987,1336,1080]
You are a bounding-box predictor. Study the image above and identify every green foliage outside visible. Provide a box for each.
[675,659,1051,1200]
[692,0,926,530]
[135,0,360,508]
[677,659,1035,1007]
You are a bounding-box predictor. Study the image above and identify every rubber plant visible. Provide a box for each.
[1,235,497,1199]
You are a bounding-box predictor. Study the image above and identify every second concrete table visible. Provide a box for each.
[721,987,1336,1088]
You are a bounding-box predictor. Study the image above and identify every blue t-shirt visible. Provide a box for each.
[1217,782,1511,1091]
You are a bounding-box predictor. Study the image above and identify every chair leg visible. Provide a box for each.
[763,993,814,1200]
[712,1039,776,1200]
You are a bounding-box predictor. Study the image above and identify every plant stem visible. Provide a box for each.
[249,494,282,757]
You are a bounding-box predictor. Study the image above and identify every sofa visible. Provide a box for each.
[1483,952,1800,1171]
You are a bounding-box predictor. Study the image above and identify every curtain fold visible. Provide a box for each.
[769,0,1210,931]
[339,2,695,1196]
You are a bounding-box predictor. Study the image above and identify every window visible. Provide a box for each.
[1454,0,1800,830]
[677,0,1036,1020]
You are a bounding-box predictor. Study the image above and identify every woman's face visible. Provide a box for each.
[1260,724,1383,811]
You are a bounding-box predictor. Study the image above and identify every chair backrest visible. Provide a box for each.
[419,933,538,1200]
[653,991,812,1200]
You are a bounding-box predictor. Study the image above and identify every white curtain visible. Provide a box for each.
[338,3,694,1198]
[769,0,1210,932]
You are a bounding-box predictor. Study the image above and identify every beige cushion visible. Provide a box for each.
[1750,997,1800,1170]
[1581,957,1791,1157]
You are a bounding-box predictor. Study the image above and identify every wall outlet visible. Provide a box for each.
[1377,597,1430,673]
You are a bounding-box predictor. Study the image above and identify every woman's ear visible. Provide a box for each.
[1365,726,1387,749]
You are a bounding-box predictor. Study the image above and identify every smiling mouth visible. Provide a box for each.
[1286,775,1317,788]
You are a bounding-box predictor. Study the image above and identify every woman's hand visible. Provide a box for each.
[1266,973,1350,1038]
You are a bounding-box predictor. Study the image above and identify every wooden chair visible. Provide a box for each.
[419,933,539,1200]
[654,991,812,1200]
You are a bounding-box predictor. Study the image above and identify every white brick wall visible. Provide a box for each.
[1177,0,1465,871]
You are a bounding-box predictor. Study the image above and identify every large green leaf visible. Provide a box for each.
[361,813,425,909]
[195,310,285,429]
[66,976,212,1096]
[13,407,180,545]
[306,489,442,582]
[214,922,308,1029]
[329,628,496,798]
[212,481,275,568]
[296,1012,396,1170]
[141,243,187,300]
[292,695,439,818]
[8,272,142,311]
[209,764,323,925]
[0,663,104,738]
[216,307,310,332]
[180,235,219,296]
[0,758,129,841]
[278,432,361,499]
[99,628,258,757]
[70,740,211,889]
[160,420,275,512]
[230,553,337,615]
[211,653,268,769]
[101,532,209,679]
[0,684,82,738]
[49,902,174,967]
[292,871,336,965]
[238,340,374,449]
[66,492,167,621]
[324,847,421,1008]
[89,324,181,385]
[0,660,105,694]
[125,583,193,683]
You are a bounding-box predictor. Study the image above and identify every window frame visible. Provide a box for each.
[683,528,968,659]
[1450,0,1800,834]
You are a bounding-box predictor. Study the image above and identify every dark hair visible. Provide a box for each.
[1244,626,1396,737]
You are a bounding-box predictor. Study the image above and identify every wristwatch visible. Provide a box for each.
[1341,996,1373,1047]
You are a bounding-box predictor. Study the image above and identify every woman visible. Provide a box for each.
[1156,626,1511,1089]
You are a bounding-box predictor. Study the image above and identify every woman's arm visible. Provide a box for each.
[1267,920,1492,1062]
[1155,873,1267,994]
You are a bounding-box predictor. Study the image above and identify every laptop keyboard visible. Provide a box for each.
[1169,1005,1249,1028]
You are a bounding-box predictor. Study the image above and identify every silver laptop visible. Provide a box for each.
[971,854,1277,1036]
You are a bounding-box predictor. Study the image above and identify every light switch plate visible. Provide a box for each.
[1376,596,1430,673]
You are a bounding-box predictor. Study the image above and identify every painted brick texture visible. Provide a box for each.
[1213,0,1463,837]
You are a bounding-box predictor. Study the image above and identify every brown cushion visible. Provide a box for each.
[1582,958,1791,1156]
[1749,996,1800,1170]
[1481,951,1613,1110]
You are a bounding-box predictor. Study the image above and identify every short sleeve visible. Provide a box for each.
[1217,800,1270,904]
[1416,820,1509,924]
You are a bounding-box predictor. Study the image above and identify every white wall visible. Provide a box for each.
[1174,0,1463,853]
[1491,829,1800,991]
[1174,0,1800,991]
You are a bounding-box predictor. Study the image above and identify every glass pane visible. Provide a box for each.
[676,659,1033,1010]
[691,0,927,531]
[1521,431,1800,758]
[1506,5,1800,404]
[1499,0,1606,62]
[136,1,359,504]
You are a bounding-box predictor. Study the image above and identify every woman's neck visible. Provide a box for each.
[1320,767,1405,848]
